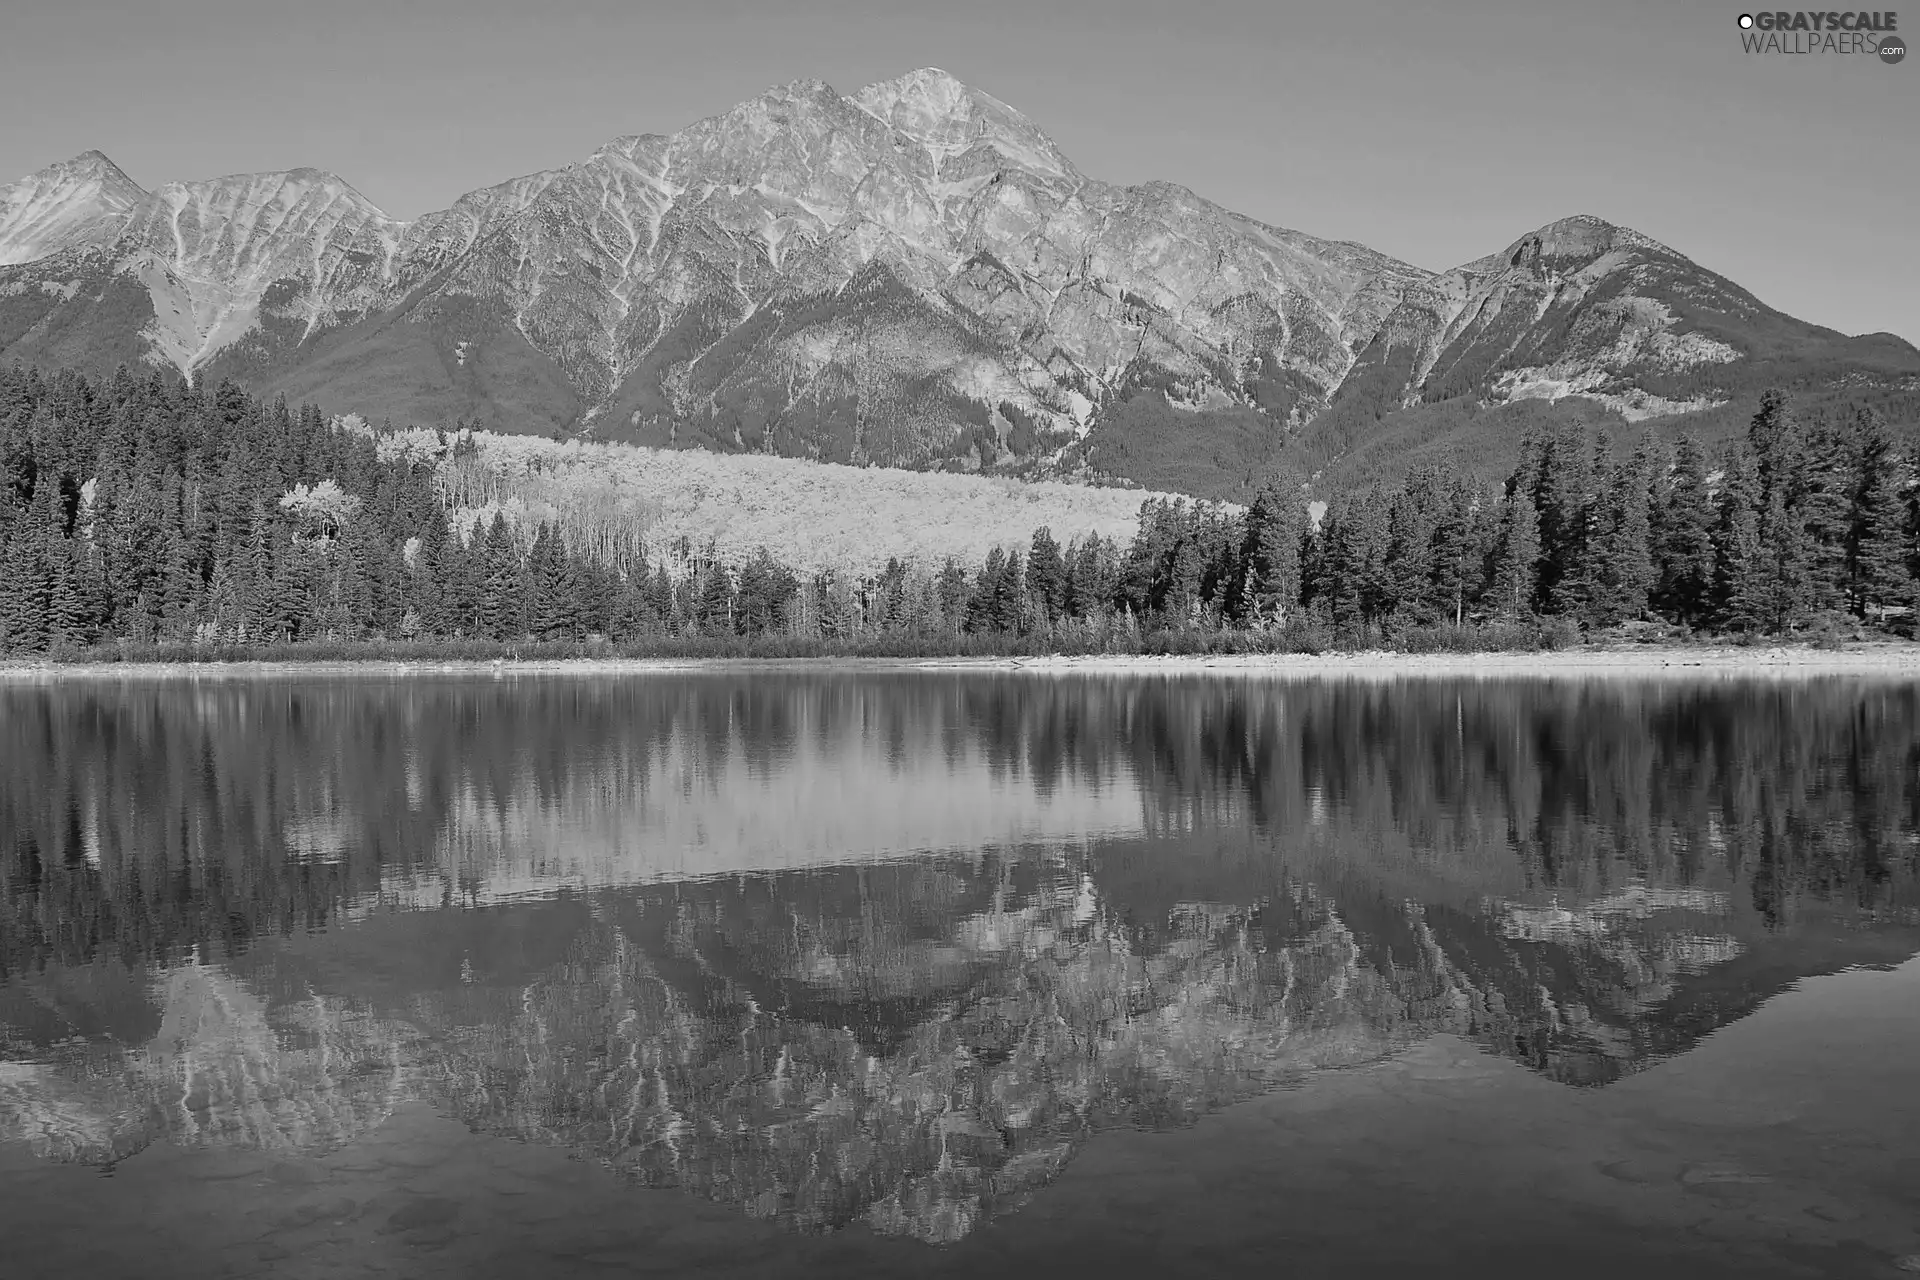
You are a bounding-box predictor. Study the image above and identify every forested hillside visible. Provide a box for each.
[1303,378,1920,495]
[0,364,1913,656]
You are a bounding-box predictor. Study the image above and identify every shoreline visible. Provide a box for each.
[5,644,1920,681]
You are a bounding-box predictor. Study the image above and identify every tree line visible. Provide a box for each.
[0,365,1912,655]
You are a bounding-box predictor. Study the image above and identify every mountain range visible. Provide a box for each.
[3,68,1916,497]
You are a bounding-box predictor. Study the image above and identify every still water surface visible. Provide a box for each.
[1,673,1917,1278]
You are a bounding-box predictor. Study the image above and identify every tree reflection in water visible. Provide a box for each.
[1,675,1915,1240]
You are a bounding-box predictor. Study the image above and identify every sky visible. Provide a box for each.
[2,0,1914,342]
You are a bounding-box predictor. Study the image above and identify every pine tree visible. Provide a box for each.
[271,525,311,642]
[1429,476,1484,628]
[412,526,451,636]
[1714,454,1767,633]
[442,522,484,636]
[736,548,799,635]
[46,534,92,650]
[478,513,520,640]
[695,562,735,634]
[1748,389,1803,501]
[1533,425,1596,617]
[573,555,610,638]
[1849,412,1910,619]
[1237,478,1304,627]
[936,558,970,629]
[1654,436,1717,628]
[241,510,276,641]
[526,522,567,639]
[968,547,1008,633]
[1163,523,1205,627]
[333,525,377,639]
[1743,388,1813,630]
[648,564,677,633]
[999,544,1028,632]
[1585,457,1654,628]
[1756,483,1811,632]
[875,558,909,632]
[1799,413,1855,616]
[159,529,199,640]
[1027,526,1066,624]
[609,571,648,641]
[1490,486,1542,620]
[1329,488,1393,631]
[1385,470,1440,624]
[10,534,52,651]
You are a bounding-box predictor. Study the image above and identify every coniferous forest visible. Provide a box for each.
[0,363,1915,659]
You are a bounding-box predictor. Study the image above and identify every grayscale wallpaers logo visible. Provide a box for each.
[1737,10,1904,60]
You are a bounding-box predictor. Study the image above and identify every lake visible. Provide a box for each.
[1,671,1917,1278]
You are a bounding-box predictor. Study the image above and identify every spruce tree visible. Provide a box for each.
[412,528,451,636]
[443,523,484,635]
[479,513,520,640]
[1430,476,1484,628]
[936,559,970,629]
[1748,389,1803,502]
[1386,471,1440,625]
[527,522,566,639]
[1350,489,1395,629]
[1164,523,1205,626]
[695,563,735,634]
[1799,414,1855,616]
[1586,458,1654,627]
[1654,436,1717,628]
[995,546,1027,632]
[1848,412,1910,619]
[737,548,799,635]
[1533,425,1595,617]
[1238,478,1303,627]
[46,535,90,650]
[242,510,277,640]
[1490,487,1542,620]
[159,530,199,640]
[968,547,1008,633]
[610,572,647,640]
[648,564,677,632]
[271,526,311,642]
[1027,527,1066,624]
[14,535,52,651]
[1756,484,1811,632]
[1714,454,1767,633]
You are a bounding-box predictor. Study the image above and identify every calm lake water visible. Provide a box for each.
[1,672,1918,1279]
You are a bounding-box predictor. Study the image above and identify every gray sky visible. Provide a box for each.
[3,0,1913,341]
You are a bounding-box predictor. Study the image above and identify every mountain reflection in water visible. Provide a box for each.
[1,674,1915,1244]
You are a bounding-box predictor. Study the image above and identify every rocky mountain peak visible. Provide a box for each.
[0,72,1905,495]
[155,166,390,217]
[1461,213,1673,278]
[47,149,145,191]
[0,149,151,266]
[854,68,1077,181]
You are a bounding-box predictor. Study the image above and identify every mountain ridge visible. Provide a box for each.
[3,68,1914,498]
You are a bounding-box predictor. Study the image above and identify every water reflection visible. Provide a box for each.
[1,675,1916,1242]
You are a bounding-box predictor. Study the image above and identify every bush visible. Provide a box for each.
[1537,617,1584,651]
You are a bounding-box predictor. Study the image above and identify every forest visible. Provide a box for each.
[0,362,1914,658]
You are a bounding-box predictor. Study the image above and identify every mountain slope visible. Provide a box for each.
[1289,215,1920,487]
[2,71,1914,499]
